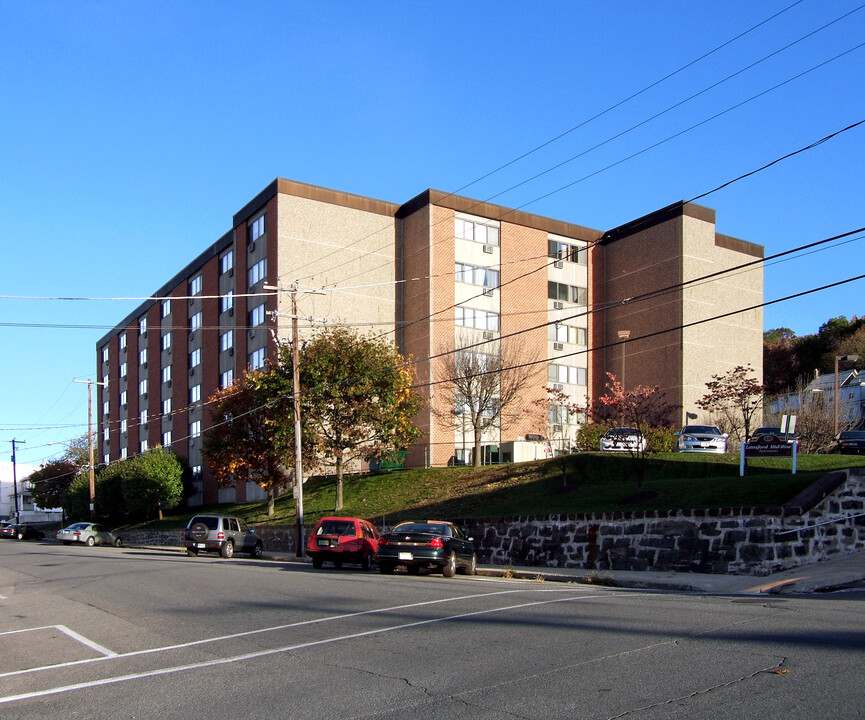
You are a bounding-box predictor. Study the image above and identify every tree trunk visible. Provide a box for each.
[335,453,344,511]
[473,434,483,468]
[267,488,275,516]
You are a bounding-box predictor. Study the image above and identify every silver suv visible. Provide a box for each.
[184,515,264,559]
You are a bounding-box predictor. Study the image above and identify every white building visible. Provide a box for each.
[0,462,63,523]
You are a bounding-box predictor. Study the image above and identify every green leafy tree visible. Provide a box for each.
[204,361,315,516]
[696,364,763,441]
[301,327,422,510]
[122,447,184,521]
[62,474,91,522]
[27,459,80,509]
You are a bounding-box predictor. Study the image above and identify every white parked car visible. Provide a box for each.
[600,427,647,453]
[676,425,728,453]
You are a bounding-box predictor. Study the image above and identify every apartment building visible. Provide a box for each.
[97,178,763,504]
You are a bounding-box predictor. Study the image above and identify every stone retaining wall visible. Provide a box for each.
[122,468,865,577]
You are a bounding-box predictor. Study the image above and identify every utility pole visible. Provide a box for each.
[74,379,108,520]
[6,439,25,523]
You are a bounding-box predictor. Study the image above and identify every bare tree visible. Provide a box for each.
[696,365,763,442]
[434,335,540,467]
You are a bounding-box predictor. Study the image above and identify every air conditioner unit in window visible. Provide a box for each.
[141,362,147,369]
[188,298,193,305]
[249,241,255,252]
[167,380,172,387]
[189,368,194,377]
[228,268,234,277]
[553,260,563,269]
[482,288,493,297]
[228,307,234,316]
[228,348,234,356]
[249,329,255,338]
[553,342,564,351]
[482,244,494,254]
[553,301,564,310]
[189,333,194,343]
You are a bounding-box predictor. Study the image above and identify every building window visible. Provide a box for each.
[140,409,148,426]
[190,384,201,404]
[248,213,266,244]
[101,346,109,363]
[455,262,499,288]
[189,348,201,368]
[119,333,127,350]
[220,370,234,389]
[548,239,586,265]
[140,440,148,453]
[220,250,233,275]
[139,317,147,335]
[220,330,234,352]
[139,348,148,366]
[455,306,499,332]
[161,299,171,317]
[162,365,172,384]
[547,363,587,386]
[190,312,202,332]
[104,453,110,465]
[548,282,587,305]
[120,390,127,407]
[190,420,201,438]
[249,347,266,370]
[248,258,267,286]
[121,418,128,434]
[249,303,266,328]
[161,332,172,351]
[104,426,110,441]
[189,275,202,296]
[455,217,500,246]
[103,374,109,388]
[139,379,148,396]
[121,447,128,459]
[162,398,172,416]
[103,401,109,416]
[162,431,172,447]
[220,291,234,313]
[119,362,127,378]
[548,324,588,345]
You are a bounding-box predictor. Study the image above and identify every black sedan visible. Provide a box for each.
[377,521,476,577]
[0,524,46,541]
[827,430,865,454]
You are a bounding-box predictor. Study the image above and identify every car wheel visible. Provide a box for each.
[220,541,234,559]
[186,548,199,557]
[114,537,123,547]
[442,552,457,578]
[360,553,371,571]
[379,562,395,575]
[312,556,324,569]
[249,542,263,559]
[463,553,477,576]
[85,536,95,547]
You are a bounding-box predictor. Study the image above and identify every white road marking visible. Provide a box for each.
[0,625,116,656]
[0,590,615,705]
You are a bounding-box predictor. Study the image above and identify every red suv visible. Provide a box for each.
[307,516,379,570]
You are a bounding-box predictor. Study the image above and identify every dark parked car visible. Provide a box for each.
[56,522,122,546]
[185,515,263,558]
[377,521,476,577]
[2,524,46,541]
[306,516,379,570]
[827,430,865,454]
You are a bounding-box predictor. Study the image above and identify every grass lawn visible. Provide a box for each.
[130,452,865,530]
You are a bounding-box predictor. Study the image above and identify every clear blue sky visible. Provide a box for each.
[2,1,863,467]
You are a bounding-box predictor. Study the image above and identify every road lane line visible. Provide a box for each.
[0,591,614,705]
[0,587,588,680]
[0,625,116,657]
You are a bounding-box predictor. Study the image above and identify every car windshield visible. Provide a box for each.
[65,523,90,531]
[840,431,865,440]
[393,522,450,535]
[754,428,781,435]
[189,516,219,530]
[682,426,721,435]
[608,428,639,436]
[317,520,355,536]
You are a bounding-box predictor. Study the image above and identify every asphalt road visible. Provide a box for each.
[1,541,863,720]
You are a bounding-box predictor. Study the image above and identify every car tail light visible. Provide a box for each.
[73,532,81,537]
[429,537,444,548]
[378,536,389,547]
[217,531,224,540]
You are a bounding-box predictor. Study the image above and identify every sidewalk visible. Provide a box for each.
[144,544,865,595]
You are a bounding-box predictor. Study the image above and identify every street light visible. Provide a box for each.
[617,330,631,388]
[834,354,860,435]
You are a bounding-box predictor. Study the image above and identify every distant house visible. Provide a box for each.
[0,462,62,523]
[769,369,865,428]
